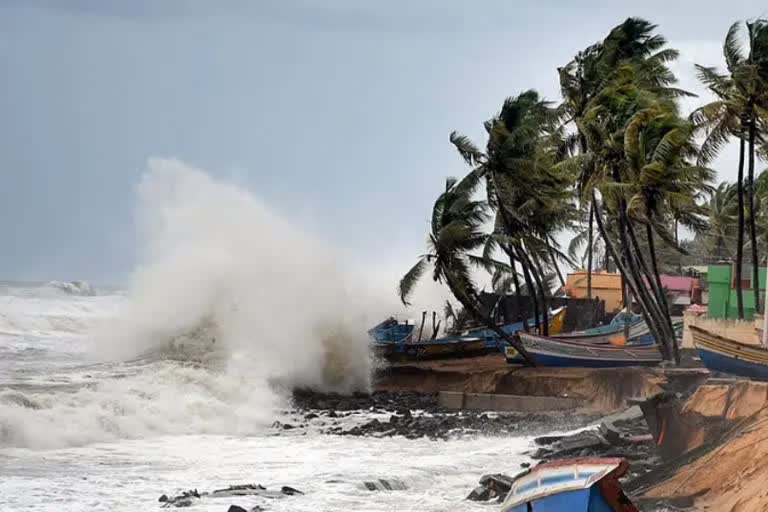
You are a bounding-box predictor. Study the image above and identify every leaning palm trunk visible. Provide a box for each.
[622,215,678,363]
[645,223,677,347]
[444,272,536,366]
[748,117,760,314]
[587,204,594,300]
[530,254,551,336]
[736,134,746,319]
[592,194,673,361]
[518,245,549,336]
[546,237,566,289]
[513,245,541,333]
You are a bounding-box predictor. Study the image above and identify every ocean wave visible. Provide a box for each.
[0,361,281,449]
[46,280,97,296]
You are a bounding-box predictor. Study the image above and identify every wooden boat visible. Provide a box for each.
[690,325,768,381]
[505,330,663,367]
[501,458,638,512]
[368,317,414,358]
[396,335,486,360]
[468,307,567,351]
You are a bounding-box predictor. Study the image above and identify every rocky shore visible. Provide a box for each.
[288,389,599,440]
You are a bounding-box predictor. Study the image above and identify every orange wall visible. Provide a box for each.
[563,271,624,312]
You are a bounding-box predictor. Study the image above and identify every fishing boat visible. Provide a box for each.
[395,335,487,360]
[690,325,768,381]
[505,330,663,367]
[368,317,414,358]
[468,307,567,351]
[501,458,638,512]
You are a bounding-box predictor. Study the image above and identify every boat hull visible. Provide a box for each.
[507,331,663,367]
[501,457,636,512]
[691,325,768,381]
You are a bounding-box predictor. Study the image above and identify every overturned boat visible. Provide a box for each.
[501,458,638,512]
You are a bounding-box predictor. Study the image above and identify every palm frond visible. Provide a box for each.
[398,257,429,306]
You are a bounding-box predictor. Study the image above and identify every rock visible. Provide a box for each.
[282,423,295,430]
[210,484,268,497]
[172,497,193,507]
[599,421,623,445]
[281,486,304,495]
[304,413,319,420]
[249,507,265,512]
[479,473,514,496]
[520,462,530,468]
[363,478,408,491]
[158,494,168,502]
[227,506,248,512]
[466,485,493,501]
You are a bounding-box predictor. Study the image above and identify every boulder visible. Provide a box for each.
[227,506,248,512]
[363,478,408,491]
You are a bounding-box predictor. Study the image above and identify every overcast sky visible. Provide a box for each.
[1,0,767,284]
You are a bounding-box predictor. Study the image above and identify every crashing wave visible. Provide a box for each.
[47,280,96,296]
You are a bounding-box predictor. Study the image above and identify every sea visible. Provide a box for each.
[0,281,538,512]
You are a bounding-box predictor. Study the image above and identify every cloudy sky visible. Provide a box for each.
[1,0,766,284]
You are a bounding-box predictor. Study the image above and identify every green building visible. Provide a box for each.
[708,264,767,319]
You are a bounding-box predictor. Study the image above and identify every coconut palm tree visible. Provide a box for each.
[398,174,536,365]
[701,182,738,260]
[572,19,692,362]
[692,19,768,317]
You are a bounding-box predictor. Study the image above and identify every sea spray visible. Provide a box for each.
[0,158,451,449]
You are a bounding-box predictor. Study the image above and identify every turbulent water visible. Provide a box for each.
[0,283,536,512]
[0,161,539,511]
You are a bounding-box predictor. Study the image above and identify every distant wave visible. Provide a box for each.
[46,280,96,296]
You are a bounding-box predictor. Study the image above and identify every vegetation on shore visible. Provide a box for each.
[400,17,768,363]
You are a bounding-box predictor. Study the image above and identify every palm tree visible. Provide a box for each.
[692,19,768,317]
[572,18,691,362]
[623,105,714,361]
[449,91,576,336]
[701,182,738,260]
[398,174,536,365]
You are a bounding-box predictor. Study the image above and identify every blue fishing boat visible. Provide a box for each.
[690,325,768,381]
[368,317,414,358]
[501,458,638,512]
[506,330,663,367]
[468,307,567,351]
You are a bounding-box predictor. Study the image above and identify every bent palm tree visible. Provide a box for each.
[398,175,536,365]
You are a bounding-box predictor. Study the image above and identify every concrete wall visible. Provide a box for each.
[682,313,758,347]
[438,391,580,412]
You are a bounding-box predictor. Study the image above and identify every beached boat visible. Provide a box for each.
[690,325,768,381]
[501,458,638,512]
[368,317,414,358]
[505,330,663,367]
[469,307,567,350]
[396,335,487,360]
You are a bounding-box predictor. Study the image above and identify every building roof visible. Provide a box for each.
[659,275,697,293]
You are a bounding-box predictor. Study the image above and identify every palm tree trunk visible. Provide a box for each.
[748,116,760,315]
[547,237,566,289]
[645,222,680,363]
[444,273,536,366]
[592,193,672,361]
[623,213,678,362]
[736,134,746,319]
[529,254,550,336]
[515,246,541,333]
[508,252,524,326]
[587,204,594,300]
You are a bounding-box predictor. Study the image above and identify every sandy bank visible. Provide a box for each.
[642,381,768,511]
[374,355,706,414]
